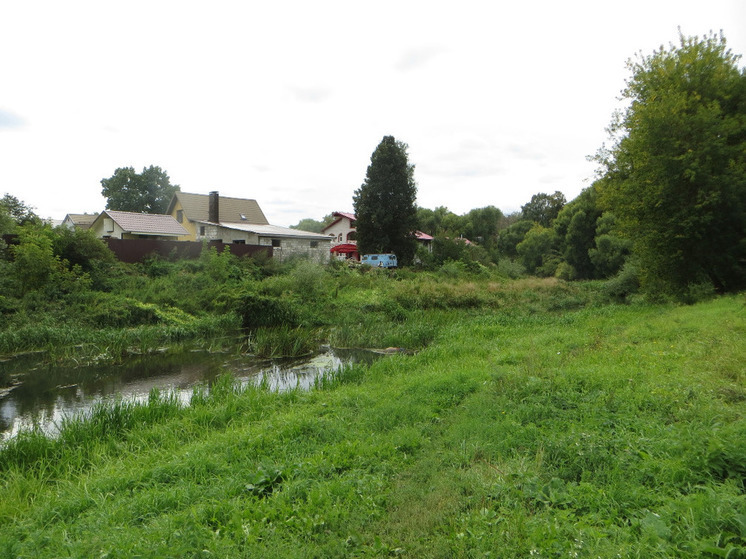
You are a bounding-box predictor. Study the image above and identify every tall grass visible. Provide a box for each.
[2,293,744,557]
[247,325,320,358]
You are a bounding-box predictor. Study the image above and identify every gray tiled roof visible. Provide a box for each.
[218,222,332,239]
[104,210,188,236]
[168,192,269,225]
[64,213,98,228]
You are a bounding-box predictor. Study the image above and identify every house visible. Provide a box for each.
[90,210,188,240]
[322,211,434,261]
[322,211,359,261]
[166,191,268,241]
[166,191,331,262]
[415,230,434,252]
[62,213,98,230]
[323,212,357,246]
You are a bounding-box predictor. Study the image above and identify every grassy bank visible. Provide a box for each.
[1,288,745,557]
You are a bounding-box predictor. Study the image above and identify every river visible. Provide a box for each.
[0,347,380,441]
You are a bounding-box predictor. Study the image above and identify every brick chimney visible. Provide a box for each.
[208,191,219,223]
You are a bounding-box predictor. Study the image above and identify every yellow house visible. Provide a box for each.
[166,191,268,241]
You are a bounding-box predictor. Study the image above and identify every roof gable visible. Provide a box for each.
[168,192,269,225]
[101,210,188,236]
[322,211,356,233]
[63,213,98,228]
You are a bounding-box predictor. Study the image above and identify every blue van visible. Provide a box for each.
[361,253,398,268]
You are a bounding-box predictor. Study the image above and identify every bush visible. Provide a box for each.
[236,292,299,329]
[604,260,640,302]
[495,258,525,279]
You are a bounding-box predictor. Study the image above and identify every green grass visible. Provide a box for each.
[1,288,745,557]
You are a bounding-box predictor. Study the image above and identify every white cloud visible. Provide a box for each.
[0,109,24,129]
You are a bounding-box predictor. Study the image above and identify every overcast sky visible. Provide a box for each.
[1,1,744,227]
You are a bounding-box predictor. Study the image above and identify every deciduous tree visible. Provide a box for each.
[521,191,566,227]
[599,32,746,295]
[101,166,180,214]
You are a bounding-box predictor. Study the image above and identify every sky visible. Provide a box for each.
[1,1,744,227]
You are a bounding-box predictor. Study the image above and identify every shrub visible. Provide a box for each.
[604,260,641,303]
[236,292,299,329]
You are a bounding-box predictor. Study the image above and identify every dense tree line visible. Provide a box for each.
[413,32,745,299]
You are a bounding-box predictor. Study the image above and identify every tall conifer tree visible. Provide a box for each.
[353,136,418,264]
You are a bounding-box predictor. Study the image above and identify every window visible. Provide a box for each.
[176,210,183,223]
[271,239,281,248]
[199,226,206,236]
[233,239,245,244]
[310,241,318,248]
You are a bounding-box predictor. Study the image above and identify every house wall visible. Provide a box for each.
[168,199,198,241]
[198,224,260,244]
[323,218,354,246]
[90,217,126,239]
[199,224,330,263]
[258,236,331,263]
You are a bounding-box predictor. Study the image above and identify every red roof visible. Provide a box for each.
[330,243,358,254]
[415,230,433,241]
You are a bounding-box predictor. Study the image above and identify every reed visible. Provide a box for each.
[247,325,320,358]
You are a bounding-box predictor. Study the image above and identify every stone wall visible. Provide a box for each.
[259,236,331,263]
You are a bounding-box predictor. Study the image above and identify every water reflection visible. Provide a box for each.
[0,347,379,440]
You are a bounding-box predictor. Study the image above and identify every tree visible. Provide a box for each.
[552,187,603,279]
[599,32,746,295]
[416,206,462,237]
[353,136,418,264]
[498,219,534,258]
[101,166,180,214]
[521,191,566,227]
[516,225,559,276]
[462,206,503,247]
[1,194,40,231]
[290,214,335,233]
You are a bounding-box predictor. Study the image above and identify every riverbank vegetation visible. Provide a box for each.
[1,288,745,557]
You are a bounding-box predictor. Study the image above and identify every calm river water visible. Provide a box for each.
[0,347,379,441]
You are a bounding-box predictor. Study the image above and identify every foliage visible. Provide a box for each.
[602,259,641,302]
[8,224,92,297]
[588,212,632,278]
[461,205,503,247]
[497,219,534,258]
[100,165,180,214]
[521,191,567,227]
[598,31,746,296]
[416,205,462,236]
[235,291,300,329]
[0,193,40,230]
[516,225,559,276]
[353,136,419,265]
[290,215,334,233]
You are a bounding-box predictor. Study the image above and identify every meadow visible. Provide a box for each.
[1,261,745,557]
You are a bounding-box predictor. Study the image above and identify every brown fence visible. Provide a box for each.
[104,238,272,263]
